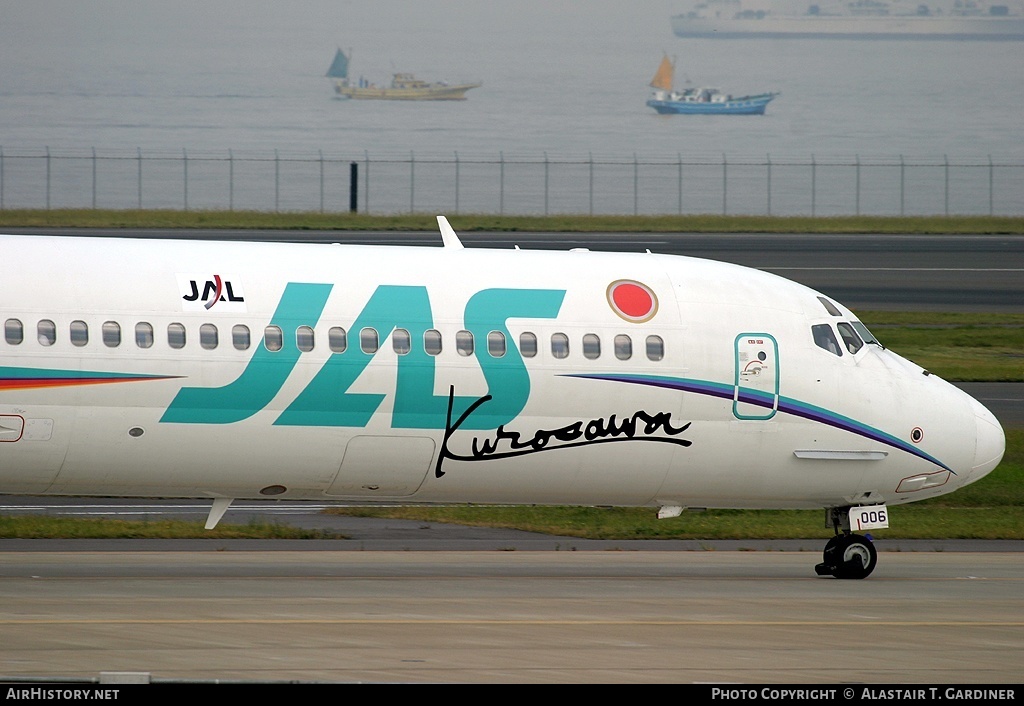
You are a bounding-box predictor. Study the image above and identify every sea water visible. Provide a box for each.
[0,0,1021,214]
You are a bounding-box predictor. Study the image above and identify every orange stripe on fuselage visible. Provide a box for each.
[0,376,180,391]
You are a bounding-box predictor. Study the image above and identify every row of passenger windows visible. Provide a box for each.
[3,318,666,362]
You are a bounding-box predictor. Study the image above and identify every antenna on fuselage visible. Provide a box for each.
[437,215,464,249]
[205,497,233,530]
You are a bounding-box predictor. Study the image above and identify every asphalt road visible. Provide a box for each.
[8,228,1024,311]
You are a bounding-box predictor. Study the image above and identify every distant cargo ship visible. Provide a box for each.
[671,0,1024,39]
[325,48,482,101]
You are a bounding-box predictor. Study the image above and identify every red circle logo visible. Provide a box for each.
[607,280,658,322]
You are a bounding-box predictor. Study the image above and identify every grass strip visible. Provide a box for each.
[0,210,1022,234]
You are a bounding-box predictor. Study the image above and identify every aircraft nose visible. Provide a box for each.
[969,395,1005,481]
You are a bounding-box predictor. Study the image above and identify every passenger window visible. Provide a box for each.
[200,323,218,350]
[393,328,411,355]
[264,325,283,352]
[519,332,537,358]
[487,331,506,358]
[328,327,347,353]
[424,329,442,356]
[5,319,23,345]
[70,320,89,347]
[551,333,569,359]
[614,334,632,360]
[645,335,664,361]
[296,325,315,352]
[168,323,187,349]
[583,333,601,360]
[360,327,379,354]
[232,324,250,351]
[837,322,864,355]
[456,330,474,357]
[102,321,120,348]
[38,320,56,346]
[135,322,154,349]
[812,324,843,356]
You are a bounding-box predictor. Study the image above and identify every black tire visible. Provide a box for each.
[822,534,843,557]
[825,534,877,580]
[815,535,843,576]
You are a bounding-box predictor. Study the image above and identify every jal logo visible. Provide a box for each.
[178,274,247,312]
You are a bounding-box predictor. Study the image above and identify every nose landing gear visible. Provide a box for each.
[814,507,879,579]
[815,532,878,579]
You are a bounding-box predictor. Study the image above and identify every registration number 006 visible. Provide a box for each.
[849,505,889,531]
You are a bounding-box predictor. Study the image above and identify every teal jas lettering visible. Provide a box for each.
[160,282,333,424]
[161,283,565,429]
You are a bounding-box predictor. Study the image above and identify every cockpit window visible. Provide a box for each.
[812,324,842,356]
[851,320,882,348]
[817,296,842,317]
[836,322,864,355]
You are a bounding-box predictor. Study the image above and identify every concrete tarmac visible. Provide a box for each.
[0,547,1022,685]
[2,498,1022,685]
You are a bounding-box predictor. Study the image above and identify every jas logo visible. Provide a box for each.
[177,274,247,312]
[162,283,565,430]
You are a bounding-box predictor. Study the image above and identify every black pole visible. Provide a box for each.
[349,162,358,213]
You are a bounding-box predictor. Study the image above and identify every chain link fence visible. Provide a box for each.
[1,147,1021,217]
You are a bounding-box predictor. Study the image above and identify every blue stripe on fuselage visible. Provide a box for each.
[567,372,953,473]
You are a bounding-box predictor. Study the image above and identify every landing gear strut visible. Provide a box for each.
[814,507,878,579]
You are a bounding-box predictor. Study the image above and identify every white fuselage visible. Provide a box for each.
[0,232,1005,512]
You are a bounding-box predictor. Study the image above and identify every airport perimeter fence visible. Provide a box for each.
[1,147,1022,217]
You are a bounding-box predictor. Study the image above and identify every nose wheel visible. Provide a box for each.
[815,532,878,579]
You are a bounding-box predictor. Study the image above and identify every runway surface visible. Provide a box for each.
[0,549,1022,684]
[1,498,1023,685]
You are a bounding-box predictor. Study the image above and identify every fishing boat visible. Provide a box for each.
[645,54,778,115]
[325,48,481,101]
[670,0,1024,40]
